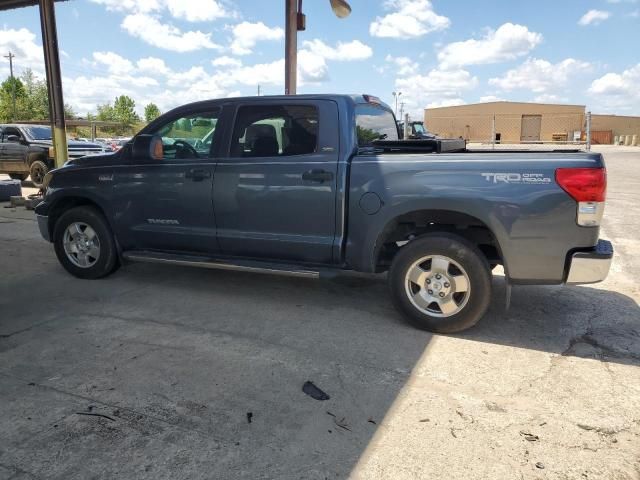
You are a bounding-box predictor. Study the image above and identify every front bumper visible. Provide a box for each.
[36,214,51,242]
[566,239,613,284]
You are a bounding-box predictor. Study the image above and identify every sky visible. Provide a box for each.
[0,0,639,119]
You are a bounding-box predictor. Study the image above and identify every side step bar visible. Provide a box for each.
[122,251,320,279]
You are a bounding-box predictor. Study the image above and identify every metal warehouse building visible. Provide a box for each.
[424,101,640,144]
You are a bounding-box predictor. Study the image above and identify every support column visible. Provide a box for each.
[284,0,297,95]
[39,0,68,168]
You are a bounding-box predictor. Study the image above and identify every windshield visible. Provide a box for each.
[413,123,426,133]
[23,126,52,140]
[355,105,399,146]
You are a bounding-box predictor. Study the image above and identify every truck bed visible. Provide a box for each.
[371,138,585,155]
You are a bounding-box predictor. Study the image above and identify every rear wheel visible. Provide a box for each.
[53,206,119,279]
[388,233,492,333]
[9,173,28,181]
[29,160,49,188]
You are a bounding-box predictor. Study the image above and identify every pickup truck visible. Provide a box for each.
[0,124,106,187]
[34,94,613,333]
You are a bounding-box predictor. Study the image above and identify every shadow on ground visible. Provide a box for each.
[1,259,638,479]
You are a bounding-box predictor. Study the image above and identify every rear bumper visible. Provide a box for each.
[36,214,51,242]
[566,239,613,284]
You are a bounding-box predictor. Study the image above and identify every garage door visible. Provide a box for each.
[521,115,542,142]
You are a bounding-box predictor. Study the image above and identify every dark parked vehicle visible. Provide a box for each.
[0,124,106,187]
[34,95,612,332]
[398,120,437,139]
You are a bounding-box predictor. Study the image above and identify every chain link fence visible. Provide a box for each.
[425,112,592,149]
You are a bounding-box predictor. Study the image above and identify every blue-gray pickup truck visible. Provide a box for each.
[34,94,613,333]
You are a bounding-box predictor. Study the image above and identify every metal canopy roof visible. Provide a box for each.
[0,0,66,11]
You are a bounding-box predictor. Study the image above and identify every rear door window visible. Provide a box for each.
[230,105,319,158]
[355,105,399,146]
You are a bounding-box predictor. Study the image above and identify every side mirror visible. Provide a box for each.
[6,135,21,143]
[132,134,163,161]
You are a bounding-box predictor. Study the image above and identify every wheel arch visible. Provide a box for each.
[47,195,111,241]
[27,149,51,168]
[372,208,506,274]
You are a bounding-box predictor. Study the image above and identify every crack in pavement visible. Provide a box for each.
[0,371,229,444]
[562,330,640,362]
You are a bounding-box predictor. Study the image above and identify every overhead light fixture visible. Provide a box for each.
[330,0,352,18]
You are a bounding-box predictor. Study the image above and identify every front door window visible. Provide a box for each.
[152,113,219,160]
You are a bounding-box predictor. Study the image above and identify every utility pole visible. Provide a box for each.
[399,101,405,121]
[4,51,16,121]
[257,84,261,96]
[284,0,352,95]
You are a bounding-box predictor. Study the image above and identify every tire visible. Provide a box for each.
[29,160,49,188]
[388,233,492,333]
[9,173,28,181]
[53,206,119,279]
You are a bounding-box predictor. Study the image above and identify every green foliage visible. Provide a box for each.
[114,95,140,126]
[96,95,141,135]
[356,125,382,145]
[0,69,74,122]
[0,76,27,122]
[144,103,161,123]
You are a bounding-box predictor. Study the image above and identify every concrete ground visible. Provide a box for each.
[0,146,638,480]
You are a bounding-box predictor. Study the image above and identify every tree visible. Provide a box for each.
[113,95,140,127]
[96,102,115,122]
[144,103,161,123]
[0,70,74,122]
[20,69,48,120]
[0,76,27,122]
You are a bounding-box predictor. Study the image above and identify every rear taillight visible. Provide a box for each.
[556,167,606,202]
[556,167,606,226]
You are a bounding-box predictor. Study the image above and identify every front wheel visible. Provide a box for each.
[29,160,49,188]
[53,206,119,279]
[388,233,492,333]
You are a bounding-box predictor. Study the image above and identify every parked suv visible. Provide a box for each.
[0,124,106,187]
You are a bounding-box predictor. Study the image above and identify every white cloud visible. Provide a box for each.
[212,56,242,68]
[136,57,171,75]
[394,68,478,118]
[165,0,228,22]
[578,9,611,25]
[588,63,640,110]
[297,51,329,84]
[385,55,418,75]
[230,21,284,55]
[121,13,220,52]
[438,23,542,69]
[166,66,209,87]
[89,0,161,14]
[533,93,569,103]
[89,0,230,20]
[479,95,505,103]
[489,58,591,93]
[302,39,372,61]
[370,0,450,38]
[93,51,135,75]
[228,60,285,86]
[426,98,466,109]
[0,28,44,76]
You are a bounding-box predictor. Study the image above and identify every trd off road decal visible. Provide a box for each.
[481,173,552,184]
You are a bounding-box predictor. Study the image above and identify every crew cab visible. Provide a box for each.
[34,95,613,332]
[0,124,106,187]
